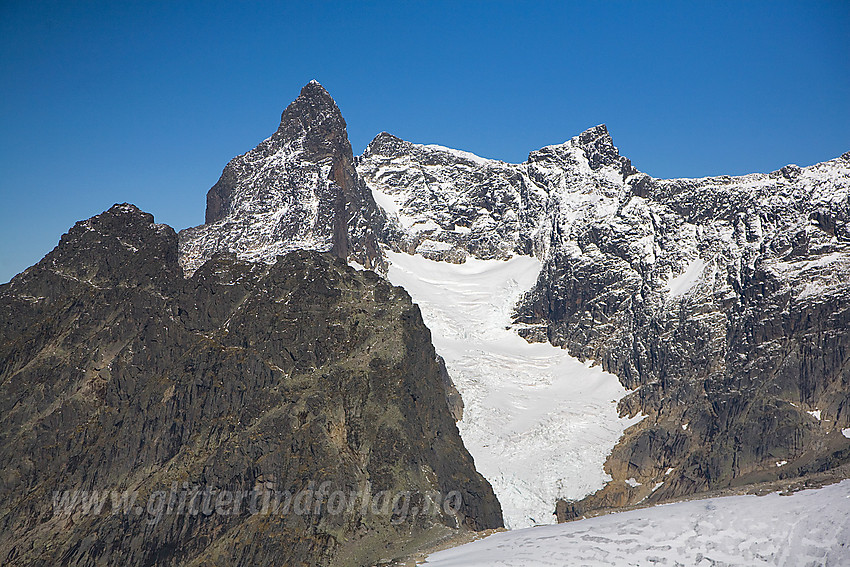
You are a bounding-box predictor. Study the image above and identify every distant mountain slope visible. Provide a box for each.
[0,204,502,566]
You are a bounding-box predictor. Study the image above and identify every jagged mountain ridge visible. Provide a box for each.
[175,80,850,518]
[0,204,502,566]
[359,122,850,515]
[358,124,637,263]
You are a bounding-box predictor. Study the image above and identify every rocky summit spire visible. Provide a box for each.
[181,81,386,276]
[575,124,636,178]
[204,80,350,225]
[274,80,347,149]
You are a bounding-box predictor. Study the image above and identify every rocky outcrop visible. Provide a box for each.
[0,204,501,566]
[179,81,387,276]
[358,132,546,262]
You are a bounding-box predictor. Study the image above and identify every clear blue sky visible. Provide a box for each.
[1,1,848,283]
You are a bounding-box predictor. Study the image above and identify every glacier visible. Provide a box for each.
[386,250,642,528]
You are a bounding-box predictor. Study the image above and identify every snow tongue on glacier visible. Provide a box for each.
[385,250,643,529]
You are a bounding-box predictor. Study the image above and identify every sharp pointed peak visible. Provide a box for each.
[530,124,634,176]
[577,123,613,145]
[371,131,403,143]
[299,79,332,100]
[363,131,410,158]
[275,80,347,141]
[573,124,636,176]
[285,79,339,115]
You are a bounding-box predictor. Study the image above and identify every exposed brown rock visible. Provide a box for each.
[0,204,501,566]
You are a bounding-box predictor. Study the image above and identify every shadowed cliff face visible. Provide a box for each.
[0,204,501,566]
[181,81,386,275]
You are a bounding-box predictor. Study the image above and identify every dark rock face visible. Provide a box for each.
[0,204,501,566]
[181,81,387,275]
[575,124,637,178]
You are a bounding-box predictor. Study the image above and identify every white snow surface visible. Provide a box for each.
[424,479,850,566]
[386,251,641,529]
[666,257,706,297]
[422,143,494,166]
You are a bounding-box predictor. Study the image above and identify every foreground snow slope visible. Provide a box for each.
[425,479,850,566]
[386,251,641,528]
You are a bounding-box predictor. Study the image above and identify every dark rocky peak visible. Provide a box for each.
[9,203,179,292]
[272,79,352,161]
[575,124,637,178]
[283,79,339,121]
[777,163,802,180]
[1,206,502,565]
[576,123,613,149]
[183,82,387,275]
[523,124,635,179]
[363,131,413,159]
[205,80,351,224]
[73,203,176,251]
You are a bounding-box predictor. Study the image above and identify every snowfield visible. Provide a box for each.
[424,479,850,566]
[386,251,642,529]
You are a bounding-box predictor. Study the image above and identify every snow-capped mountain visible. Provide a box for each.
[358,132,545,262]
[176,80,850,527]
[359,120,850,517]
[517,148,850,517]
[357,124,636,264]
[179,81,386,275]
